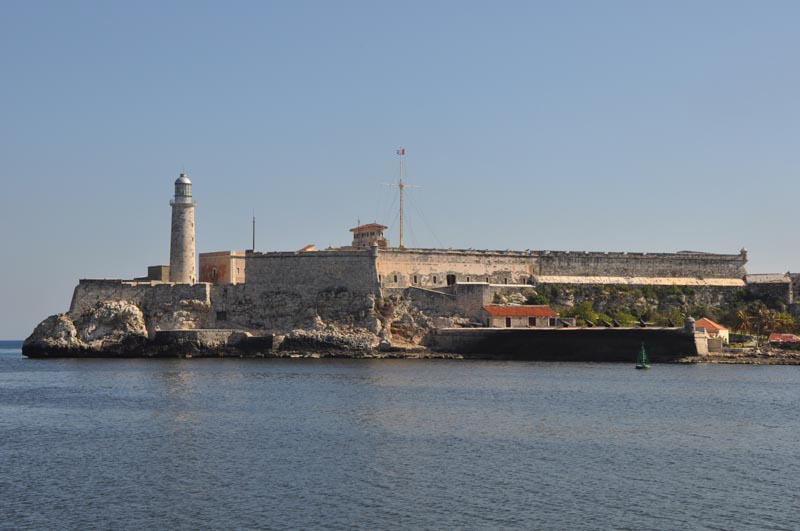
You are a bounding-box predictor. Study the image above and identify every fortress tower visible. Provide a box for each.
[169,173,196,283]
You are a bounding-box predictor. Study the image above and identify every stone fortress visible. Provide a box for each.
[25,172,800,357]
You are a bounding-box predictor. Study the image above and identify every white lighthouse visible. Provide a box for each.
[169,172,196,283]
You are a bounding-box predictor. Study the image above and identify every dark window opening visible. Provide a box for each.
[393,275,398,282]
[505,317,512,328]
[529,317,535,327]
[504,278,508,284]
[549,318,557,326]
[446,274,456,286]
[413,275,418,283]
[216,311,227,321]
[433,276,438,284]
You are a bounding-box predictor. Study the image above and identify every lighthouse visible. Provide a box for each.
[169,172,196,283]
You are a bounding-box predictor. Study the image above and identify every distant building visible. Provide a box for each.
[199,251,246,284]
[483,305,571,328]
[695,317,729,345]
[133,265,170,282]
[350,223,389,249]
[745,274,793,304]
[768,333,800,345]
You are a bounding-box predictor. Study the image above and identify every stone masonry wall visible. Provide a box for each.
[532,250,747,279]
[374,248,747,289]
[209,250,382,333]
[377,249,534,288]
[70,279,211,335]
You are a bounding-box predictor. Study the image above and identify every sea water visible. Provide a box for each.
[1,343,798,530]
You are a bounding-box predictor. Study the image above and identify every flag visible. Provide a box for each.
[396,148,405,155]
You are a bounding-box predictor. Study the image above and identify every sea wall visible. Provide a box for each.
[427,327,701,361]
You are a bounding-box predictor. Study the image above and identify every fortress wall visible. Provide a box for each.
[377,249,533,288]
[746,281,793,306]
[209,251,382,332]
[533,251,747,279]
[70,280,212,334]
[246,250,379,293]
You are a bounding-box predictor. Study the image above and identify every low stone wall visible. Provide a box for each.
[427,327,701,361]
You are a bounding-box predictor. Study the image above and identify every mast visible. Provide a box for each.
[252,212,256,251]
[398,151,405,249]
[384,148,418,249]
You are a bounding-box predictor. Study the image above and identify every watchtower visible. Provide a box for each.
[169,173,196,283]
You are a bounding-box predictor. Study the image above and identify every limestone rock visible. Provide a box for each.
[23,301,148,357]
[278,328,379,354]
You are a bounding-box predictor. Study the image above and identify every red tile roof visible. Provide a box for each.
[768,333,800,343]
[350,223,388,232]
[484,305,559,317]
[695,317,727,332]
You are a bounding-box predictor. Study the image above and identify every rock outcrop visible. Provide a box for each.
[24,301,149,357]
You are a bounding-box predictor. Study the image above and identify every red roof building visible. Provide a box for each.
[768,333,800,343]
[484,305,559,317]
[483,305,568,328]
[694,317,730,344]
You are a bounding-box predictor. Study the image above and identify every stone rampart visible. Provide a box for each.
[70,279,211,335]
[373,248,747,289]
[533,250,747,279]
[209,250,382,332]
[377,249,533,288]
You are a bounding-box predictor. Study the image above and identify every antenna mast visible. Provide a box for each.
[252,211,256,251]
[385,148,418,249]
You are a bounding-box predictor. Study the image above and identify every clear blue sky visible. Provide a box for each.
[2,1,799,338]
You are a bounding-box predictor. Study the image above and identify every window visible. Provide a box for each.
[505,317,512,328]
[216,311,227,321]
[504,278,508,284]
[210,268,218,281]
[413,275,418,283]
[393,275,398,282]
[466,277,470,282]
[433,276,438,284]
[528,317,535,327]
[446,274,456,286]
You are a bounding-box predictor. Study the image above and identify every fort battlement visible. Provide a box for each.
[532,249,747,279]
[372,247,747,289]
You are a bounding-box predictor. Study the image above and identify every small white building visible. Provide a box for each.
[350,223,389,248]
[695,317,729,345]
[484,305,568,328]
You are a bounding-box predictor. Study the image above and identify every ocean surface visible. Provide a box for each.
[1,341,798,531]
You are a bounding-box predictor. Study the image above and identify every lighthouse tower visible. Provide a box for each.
[169,173,196,283]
